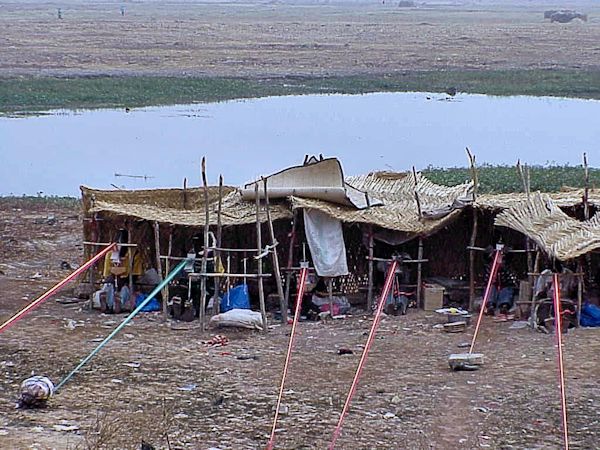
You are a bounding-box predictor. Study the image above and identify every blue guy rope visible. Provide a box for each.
[55,259,191,391]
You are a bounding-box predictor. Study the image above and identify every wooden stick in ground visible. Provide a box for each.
[255,182,268,332]
[182,177,188,209]
[583,152,590,220]
[412,166,422,219]
[212,175,223,316]
[127,222,134,292]
[163,226,173,314]
[577,259,584,327]
[366,225,374,311]
[416,238,423,308]
[199,157,210,331]
[328,278,334,317]
[466,147,479,311]
[262,177,286,324]
[153,221,166,315]
[283,210,299,323]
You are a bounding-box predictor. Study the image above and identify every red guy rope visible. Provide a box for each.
[469,250,502,354]
[266,266,309,450]
[328,259,398,450]
[553,273,570,450]
[0,243,115,334]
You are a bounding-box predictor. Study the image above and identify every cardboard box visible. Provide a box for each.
[423,284,445,311]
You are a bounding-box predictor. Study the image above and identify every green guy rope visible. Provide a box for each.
[56,259,191,391]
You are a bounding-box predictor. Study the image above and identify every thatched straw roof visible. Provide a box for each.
[81,186,292,227]
[495,193,600,260]
[477,188,600,210]
[291,172,473,236]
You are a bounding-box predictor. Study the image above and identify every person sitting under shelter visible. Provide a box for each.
[484,246,519,319]
[97,229,143,313]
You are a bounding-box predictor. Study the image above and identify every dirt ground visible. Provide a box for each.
[1,1,600,78]
[1,202,600,450]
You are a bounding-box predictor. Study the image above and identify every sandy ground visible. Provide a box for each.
[1,1,600,78]
[1,201,600,449]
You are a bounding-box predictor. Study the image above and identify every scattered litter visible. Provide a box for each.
[30,273,43,279]
[174,413,189,419]
[383,412,397,419]
[202,335,229,347]
[124,333,135,339]
[276,405,289,415]
[0,430,8,436]
[448,353,484,371]
[123,362,141,368]
[475,406,489,413]
[52,424,79,432]
[457,342,471,348]
[391,395,402,404]
[32,426,44,433]
[63,319,77,330]
[178,384,197,392]
[509,321,529,329]
[111,379,123,384]
[236,355,259,361]
[337,348,354,355]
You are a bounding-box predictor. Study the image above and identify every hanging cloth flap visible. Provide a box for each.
[303,208,349,277]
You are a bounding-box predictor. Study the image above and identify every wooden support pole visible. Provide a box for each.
[417,238,423,308]
[255,183,268,332]
[412,166,422,219]
[163,226,173,313]
[199,157,210,331]
[182,177,188,209]
[577,259,584,327]
[212,175,224,316]
[283,210,298,323]
[88,215,98,289]
[263,177,286,324]
[466,147,479,312]
[127,222,134,292]
[328,278,334,317]
[153,221,166,315]
[367,225,375,311]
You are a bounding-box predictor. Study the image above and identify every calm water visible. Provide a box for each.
[1,92,598,196]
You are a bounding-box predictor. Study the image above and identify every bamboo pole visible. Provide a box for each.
[255,183,268,332]
[366,225,375,311]
[163,226,173,314]
[199,157,210,331]
[412,166,422,219]
[416,238,423,308]
[153,221,166,315]
[127,222,134,292]
[328,278,334,317]
[212,175,224,316]
[467,148,479,312]
[577,259,584,327]
[182,177,188,209]
[88,215,98,290]
[283,211,299,323]
[263,177,286,324]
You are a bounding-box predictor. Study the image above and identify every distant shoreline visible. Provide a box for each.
[1,69,599,113]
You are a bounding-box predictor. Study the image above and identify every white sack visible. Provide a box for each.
[210,309,263,330]
[303,209,349,277]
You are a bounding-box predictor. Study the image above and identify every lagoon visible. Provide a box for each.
[1,92,598,196]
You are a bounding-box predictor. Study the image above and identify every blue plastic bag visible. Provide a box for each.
[580,302,600,327]
[221,284,250,313]
[135,293,161,312]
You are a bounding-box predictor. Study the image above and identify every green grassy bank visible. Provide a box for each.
[424,165,600,194]
[1,69,599,113]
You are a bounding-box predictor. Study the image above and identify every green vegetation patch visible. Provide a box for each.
[1,69,599,113]
[423,164,600,194]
